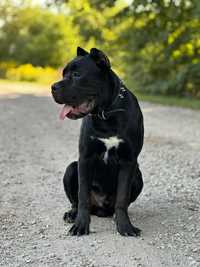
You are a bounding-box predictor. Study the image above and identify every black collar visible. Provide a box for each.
[91,80,126,120]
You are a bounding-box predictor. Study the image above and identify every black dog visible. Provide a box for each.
[51,47,144,236]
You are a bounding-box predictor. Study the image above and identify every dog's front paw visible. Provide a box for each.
[68,215,90,236]
[115,210,141,237]
[116,221,141,237]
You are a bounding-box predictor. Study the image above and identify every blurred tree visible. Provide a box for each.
[0,2,81,67]
[55,0,131,75]
[0,0,199,97]
[52,0,200,97]
[120,0,200,97]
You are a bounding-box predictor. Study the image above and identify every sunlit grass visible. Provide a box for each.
[135,91,200,110]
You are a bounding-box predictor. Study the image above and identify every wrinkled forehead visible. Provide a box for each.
[62,55,99,76]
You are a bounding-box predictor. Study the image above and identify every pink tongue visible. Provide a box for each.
[59,105,73,120]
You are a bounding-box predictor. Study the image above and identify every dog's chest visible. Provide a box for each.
[92,136,124,163]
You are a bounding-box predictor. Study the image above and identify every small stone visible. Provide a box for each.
[39,228,45,234]
[25,258,31,263]
[49,253,56,258]
[44,243,51,247]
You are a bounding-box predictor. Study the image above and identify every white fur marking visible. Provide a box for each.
[98,136,123,150]
[97,136,123,163]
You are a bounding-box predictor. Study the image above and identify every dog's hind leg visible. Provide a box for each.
[130,165,143,203]
[63,161,78,223]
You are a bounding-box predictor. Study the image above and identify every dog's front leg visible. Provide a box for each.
[115,161,141,237]
[68,157,92,236]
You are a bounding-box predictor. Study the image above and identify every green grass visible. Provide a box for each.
[135,91,200,110]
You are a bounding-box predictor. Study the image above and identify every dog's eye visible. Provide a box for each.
[72,71,80,78]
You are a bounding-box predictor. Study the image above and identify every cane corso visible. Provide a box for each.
[51,47,144,236]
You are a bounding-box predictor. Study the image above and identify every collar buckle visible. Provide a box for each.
[98,110,107,120]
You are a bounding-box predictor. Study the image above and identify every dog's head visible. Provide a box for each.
[51,47,112,120]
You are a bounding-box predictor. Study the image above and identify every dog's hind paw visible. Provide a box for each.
[63,209,77,223]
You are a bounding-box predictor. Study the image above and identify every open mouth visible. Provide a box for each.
[59,100,95,120]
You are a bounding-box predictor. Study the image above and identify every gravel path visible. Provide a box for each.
[0,94,200,267]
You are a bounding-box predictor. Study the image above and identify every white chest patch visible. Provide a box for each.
[97,136,123,163]
[98,136,123,150]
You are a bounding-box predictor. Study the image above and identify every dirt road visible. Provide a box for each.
[0,93,200,267]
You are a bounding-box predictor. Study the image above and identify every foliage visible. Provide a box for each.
[0,0,199,97]
[0,2,81,67]
[120,0,200,97]
[5,64,59,83]
[56,0,200,97]
[0,61,16,78]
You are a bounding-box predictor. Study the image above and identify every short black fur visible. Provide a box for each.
[51,47,144,236]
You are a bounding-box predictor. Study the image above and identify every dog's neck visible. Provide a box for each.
[90,71,126,120]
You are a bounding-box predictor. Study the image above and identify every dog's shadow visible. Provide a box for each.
[64,196,197,238]
[128,197,198,239]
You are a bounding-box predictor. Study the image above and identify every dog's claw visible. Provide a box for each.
[117,223,141,237]
[133,226,141,236]
[63,210,77,223]
[68,221,89,236]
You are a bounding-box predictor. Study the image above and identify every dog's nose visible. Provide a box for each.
[51,83,60,92]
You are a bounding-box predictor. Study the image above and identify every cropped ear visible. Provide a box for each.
[77,47,88,56]
[90,48,111,69]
